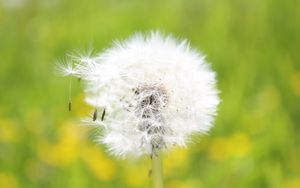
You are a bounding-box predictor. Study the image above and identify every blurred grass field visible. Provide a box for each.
[0,0,300,187]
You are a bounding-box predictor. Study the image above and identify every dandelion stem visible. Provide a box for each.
[152,151,164,188]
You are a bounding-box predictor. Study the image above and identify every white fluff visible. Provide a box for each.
[60,32,220,158]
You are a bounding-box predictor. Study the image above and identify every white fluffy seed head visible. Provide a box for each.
[60,32,220,158]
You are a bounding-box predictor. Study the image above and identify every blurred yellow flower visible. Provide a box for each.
[209,137,230,161]
[0,172,18,188]
[166,180,186,188]
[209,132,252,161]
[283,178,300,188]
[230,133,252,157]
[290,71,300,96]
[123,163,148,187]
[164,148,189,177]
[81,146,116,181]
[38,121,84,167]
[0,119,19,143]
[166,179,201,188]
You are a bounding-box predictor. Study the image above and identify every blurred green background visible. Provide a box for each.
[0,0,299,187]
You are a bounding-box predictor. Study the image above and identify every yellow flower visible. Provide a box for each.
[283,178,300,188]
[123,163,148,187]
[164,148,189,177]
[208,137,230,161]
[166,179,200,188]
[0,119,19,143]
[38,121,83,167]
[290,71,300,96]
[230,132,252,157]
[81,146,116,181]
[0,172,18,188]
[209,132,252,161]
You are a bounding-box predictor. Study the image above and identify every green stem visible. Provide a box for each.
[152,152,164,188]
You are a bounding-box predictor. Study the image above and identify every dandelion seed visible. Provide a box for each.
[59,31,220,158]
[93,108,98,121]
[101,108,106,121]
[56,62,77,112]
[68,76,73,112]
[148,169,152,177]
[68,100,72,112]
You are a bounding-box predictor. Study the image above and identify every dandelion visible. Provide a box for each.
[59,31,220,188]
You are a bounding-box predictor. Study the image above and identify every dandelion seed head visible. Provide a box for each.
[61,32,220,157]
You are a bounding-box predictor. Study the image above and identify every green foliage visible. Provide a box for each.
[0,0,299,187]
